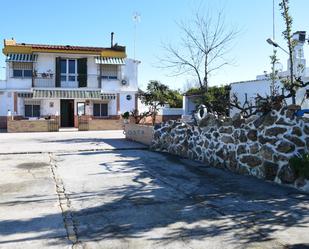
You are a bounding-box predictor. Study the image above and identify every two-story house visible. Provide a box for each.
[0,37,139,131]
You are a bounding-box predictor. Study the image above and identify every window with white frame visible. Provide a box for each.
[12,62,32,78]
[101,65,118,80]
[93,103,108,117]
[60,59,77,82]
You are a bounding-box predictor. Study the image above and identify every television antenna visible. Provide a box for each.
[133,12,141,60]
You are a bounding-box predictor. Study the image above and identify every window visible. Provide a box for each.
[61,59,77,82]
[101,65,118,80]
[12,62,32,78]
[25,104,40,117]
[77,102,85,116]
[126,95,132,101]
[93,103,108,117]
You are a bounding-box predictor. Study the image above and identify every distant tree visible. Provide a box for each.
[186,85,230,116]
[166,89,183,108]
[129,109,152,124]
[160,9,238,92]
[139,81,170,125]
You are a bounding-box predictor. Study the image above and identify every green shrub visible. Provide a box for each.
[289,153,309,179]
[121,111,130,119]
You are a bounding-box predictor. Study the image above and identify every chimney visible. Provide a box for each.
[111,32,114,47]
[4,38,16,46]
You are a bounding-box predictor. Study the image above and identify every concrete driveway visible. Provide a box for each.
[0,131,309,249]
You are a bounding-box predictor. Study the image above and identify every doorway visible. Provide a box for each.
[60,99,74,127]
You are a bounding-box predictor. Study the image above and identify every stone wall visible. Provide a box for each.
[151,105,309,191]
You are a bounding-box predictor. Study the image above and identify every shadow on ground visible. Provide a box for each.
[1,150,309,248]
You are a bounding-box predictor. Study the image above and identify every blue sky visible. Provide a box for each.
[1,0,309,90]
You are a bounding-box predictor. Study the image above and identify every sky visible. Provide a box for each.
[1,0,309,91]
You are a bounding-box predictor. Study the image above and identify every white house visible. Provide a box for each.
[230,31,309,117]
[0,36,139,130]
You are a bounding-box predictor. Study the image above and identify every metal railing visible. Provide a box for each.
[33,74,100,88]
[33,73,55,87]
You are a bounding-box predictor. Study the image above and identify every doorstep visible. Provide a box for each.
[59,128,79,132]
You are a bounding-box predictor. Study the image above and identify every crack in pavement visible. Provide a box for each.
[48,153,83,249]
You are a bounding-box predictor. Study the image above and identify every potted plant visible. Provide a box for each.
[121,111,130,124]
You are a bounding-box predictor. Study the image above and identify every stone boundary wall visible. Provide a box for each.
[151,105,309,191]
[125,124,154,146]
[7,119,59,133]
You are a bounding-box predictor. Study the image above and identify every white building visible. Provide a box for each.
[230,31,309,117]
[0,37,139,129]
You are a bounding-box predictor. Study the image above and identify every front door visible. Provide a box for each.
[60,99,74,127]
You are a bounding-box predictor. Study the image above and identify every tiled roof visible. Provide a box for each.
[15,43,112,52]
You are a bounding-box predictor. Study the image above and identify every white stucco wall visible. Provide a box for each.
[120,92,136,113]
[0,92,14,115]
[101,59,139,93]
[183,96,198,115]
[230,78,309,117]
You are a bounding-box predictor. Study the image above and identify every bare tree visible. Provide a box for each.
[160,10,239,92]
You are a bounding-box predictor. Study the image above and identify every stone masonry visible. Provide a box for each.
[151,105,309,192]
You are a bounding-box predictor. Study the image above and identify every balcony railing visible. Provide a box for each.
[33,73,55,88]
[33,74,100,88]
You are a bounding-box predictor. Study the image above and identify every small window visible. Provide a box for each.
[12,62,32,78]
[24,70,33,77]
[25,104,40,117]
[126,95,132,100]
[77,102,85,116]
[13,70,23,77]
[101,65,118,80]
[93,103,108,117]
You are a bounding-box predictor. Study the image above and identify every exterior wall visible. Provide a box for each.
[88,119,123,130]
[101,59,139,93]
[125,123,154,146]
[7,118,59,133]
[119,92,136,113]
[230,79,309,117]
[152,105,309,192]
[183,95,197,115]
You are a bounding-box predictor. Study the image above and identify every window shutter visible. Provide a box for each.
[101,103,108,116]
[78,58,87,87]
[93,104,100,116]
[55,57,61,87]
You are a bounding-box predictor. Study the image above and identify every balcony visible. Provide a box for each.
[33,74,100,88]
[33,73,55,88]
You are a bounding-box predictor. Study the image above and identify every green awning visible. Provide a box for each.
[32,89,116,100]
[6,53,38,62]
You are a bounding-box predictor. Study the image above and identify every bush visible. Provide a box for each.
[121,111,130,119]
[289,153,309,179]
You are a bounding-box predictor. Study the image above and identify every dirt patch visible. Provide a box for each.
[17,162,49,169]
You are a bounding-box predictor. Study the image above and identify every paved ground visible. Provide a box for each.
[0,131,309,249]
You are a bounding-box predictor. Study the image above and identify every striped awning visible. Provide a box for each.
[32,89,116,100]
[6,53,38,62]
[17,92,34,98]
[33,89,101,99]
[95,57,125,65]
